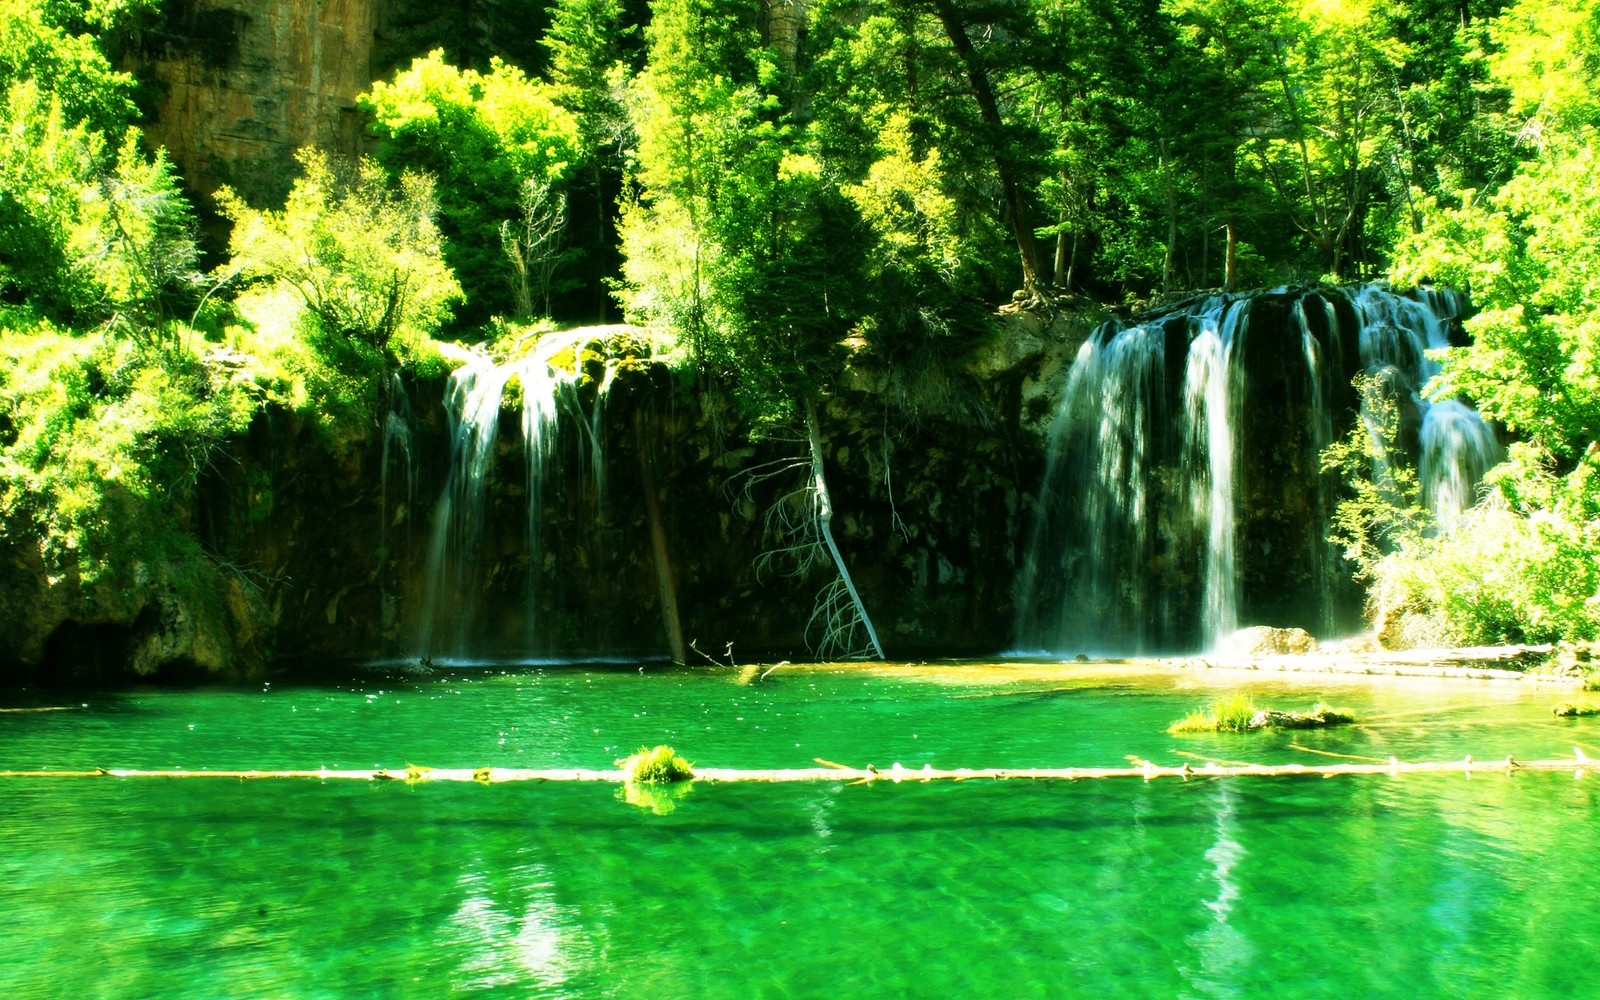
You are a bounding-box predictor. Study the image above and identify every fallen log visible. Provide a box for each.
[0,753,1592,783]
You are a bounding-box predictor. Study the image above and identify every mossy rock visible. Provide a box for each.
[1170,695,1354,733]
[1552,701,1600,718]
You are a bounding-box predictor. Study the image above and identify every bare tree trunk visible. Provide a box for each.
[803,397,884,660]
[928,0,1047,297]
[1225,220,1238,291]
[1159,138,1178,294]
[636,412,686,665]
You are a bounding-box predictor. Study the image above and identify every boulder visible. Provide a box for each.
[1223,625,1320,656]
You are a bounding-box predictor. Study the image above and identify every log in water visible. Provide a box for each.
[0,754,1588,783]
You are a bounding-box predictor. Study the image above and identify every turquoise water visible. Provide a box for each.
[4,663,1599,998]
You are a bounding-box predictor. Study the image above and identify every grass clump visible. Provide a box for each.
[616,745,695,784]
[1169,692,1260,733]
[1168,694,1355,733]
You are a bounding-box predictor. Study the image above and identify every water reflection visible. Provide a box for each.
[443,867,590,993]
[5,671,1600,998]
[1183,780,1250,998]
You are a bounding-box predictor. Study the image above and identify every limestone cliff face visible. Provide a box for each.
[141,0,389,205]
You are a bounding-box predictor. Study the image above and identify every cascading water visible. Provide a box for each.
[1183,301,1249,643]
[380,372,418,634]
[1014,283,1499,656]
[414,332,614,662]
[1013,295,1250,654]
[1347,285,1501,531]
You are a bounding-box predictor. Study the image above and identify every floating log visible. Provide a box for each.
[0,753,1592,783]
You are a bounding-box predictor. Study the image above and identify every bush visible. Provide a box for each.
[1369,492,1600,646]
[217,148,461,357]
[0,315,253,581]
[616,745,695,783]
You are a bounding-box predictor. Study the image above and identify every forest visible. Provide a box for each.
[1,0,1598,667]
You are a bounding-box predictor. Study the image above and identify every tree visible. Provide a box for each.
[360,51,582,325]
[545,0,638,320]
[217,148,460,356]
[1,81,199,337]
[620,0,885,658]
[500,176,569,320]
[1375,0,1600,642]
[922,0,1050,297]
[0,0,138,138]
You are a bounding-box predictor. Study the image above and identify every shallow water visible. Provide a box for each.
[4,662,1599,998]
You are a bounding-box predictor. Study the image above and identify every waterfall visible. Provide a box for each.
[1421,400,1500,533]
[414,332,614,662]
[1012,323,1168,653]
[1348,284,1501,529]
[1015,284,1499,656]
[1182,300,1247,645]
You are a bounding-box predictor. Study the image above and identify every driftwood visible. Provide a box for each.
[0,752,1592,783]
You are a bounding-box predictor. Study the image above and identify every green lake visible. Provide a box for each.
[4,662,1599,998]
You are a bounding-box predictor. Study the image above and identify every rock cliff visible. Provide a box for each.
[140,0,386,205]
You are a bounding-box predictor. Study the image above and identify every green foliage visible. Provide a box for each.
[217,148,460,359]
[360,51,582,325]
[1370,0,1600,647]
[0,0,137,137]
[0,314,253,582]
[0,81,200,336]
[1168,691,1259,733]
[1367,492,1600,644]
[1321,371,1435,580]
[615,745,695,783]
[618,0,864,420]
[544,0,633,146]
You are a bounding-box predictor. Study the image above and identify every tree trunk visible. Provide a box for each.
[635,412,686,665]
[927,0,1047,296]
[1159,138,1178,294]
[803,397,884,660]
[1225,221,1238,291]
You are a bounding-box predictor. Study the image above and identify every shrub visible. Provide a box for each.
[616,745,695,783]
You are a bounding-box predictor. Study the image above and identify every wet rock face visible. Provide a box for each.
[0,537,270,685]
[0,287,1482,680]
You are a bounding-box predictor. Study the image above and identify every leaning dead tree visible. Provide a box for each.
[728,399,884,660]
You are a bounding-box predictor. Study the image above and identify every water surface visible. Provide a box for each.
[4,662,1597,998]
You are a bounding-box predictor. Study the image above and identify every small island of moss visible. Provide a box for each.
[1169,693,1356,733]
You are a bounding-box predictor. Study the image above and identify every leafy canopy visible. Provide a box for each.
[217,148,461,359]
[360,51,583,325]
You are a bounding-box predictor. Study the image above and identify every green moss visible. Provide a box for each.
[616,745,695,783]
[1552,701,1600,718]
[1168,695,1355,733]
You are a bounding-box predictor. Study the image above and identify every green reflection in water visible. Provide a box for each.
[3,664,1599,998]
